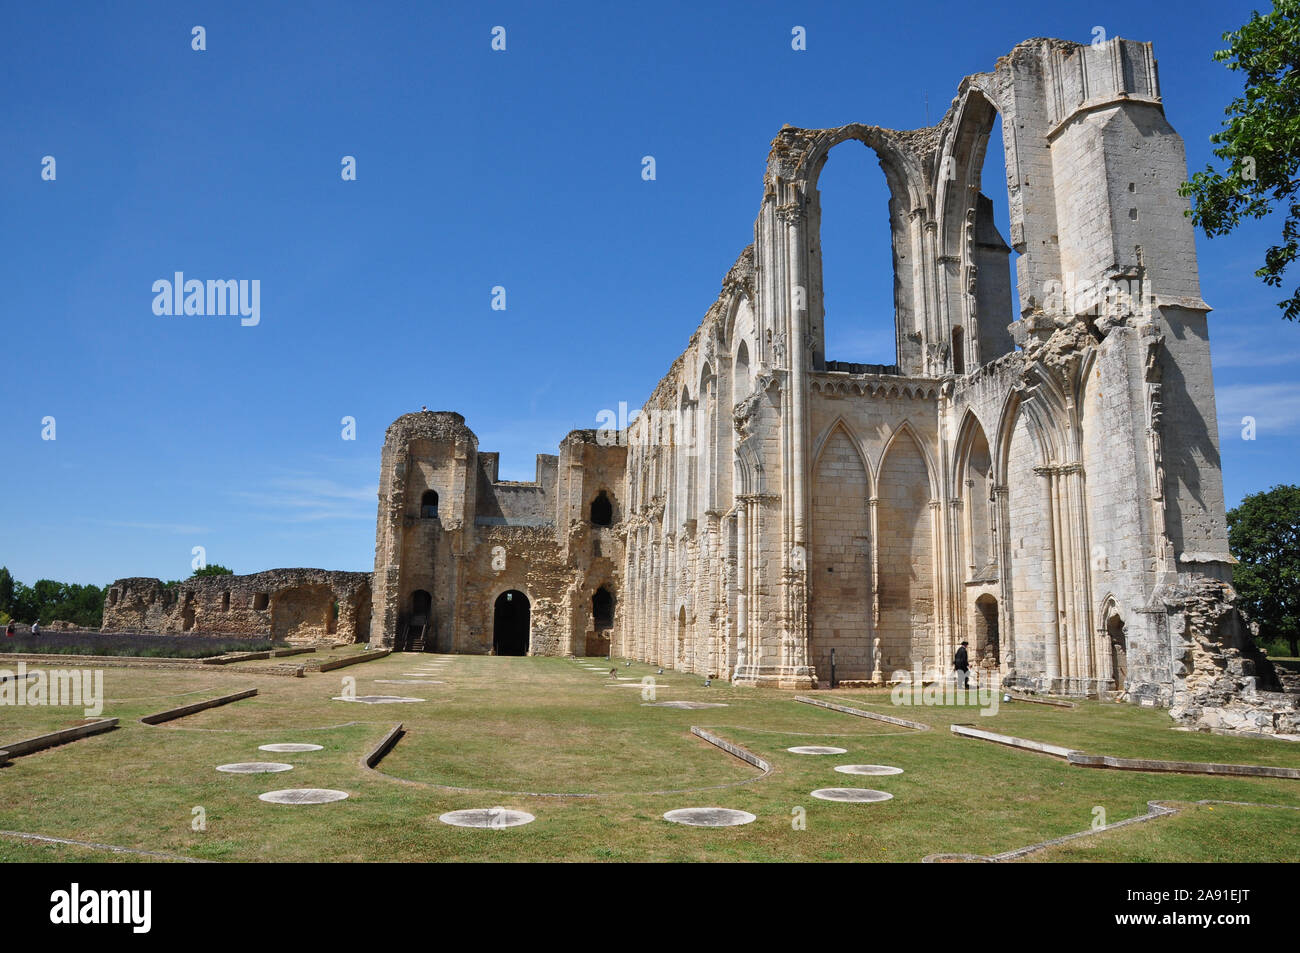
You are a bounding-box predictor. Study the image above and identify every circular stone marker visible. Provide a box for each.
[810,788,894,803]
[835,764,904,776]
[332,695,425,704]
[439,808,535,829]
[663,807,756,827]
[258,788,350,805]
[259,743,323,753]
[642,701,729,709]
[787,745,848,755]
[217,762,293,774]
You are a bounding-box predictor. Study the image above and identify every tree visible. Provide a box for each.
[1179,0,1300,320]
[1227,484,1300,656]
[191,564,235,578]
[0,566,13,615]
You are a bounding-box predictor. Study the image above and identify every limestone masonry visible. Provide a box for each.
[104,38,1298,734]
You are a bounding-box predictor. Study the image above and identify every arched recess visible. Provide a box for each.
[878,420,938,499]
[733,339,752,405]
[809,423,873,681]
[1100,596,1127,691]
[698,361,715,518]
[875,424,936,673]
[952,410,995,580]
[937,87,1017,368]
[974,593,1000,665]
[791,125,930,375]
[1000,393,1058,679]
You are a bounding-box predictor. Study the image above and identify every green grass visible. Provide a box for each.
[0,653,1296,862]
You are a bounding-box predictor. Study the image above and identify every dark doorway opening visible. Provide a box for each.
[421,490,439,519]
[593,586,614,630]
[493,590,530,656]
[975,594,999,664]
[403,589,432,652]
[1108,614,1128,691]
[590,490,613,526]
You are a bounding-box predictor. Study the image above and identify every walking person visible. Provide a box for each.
[30,619,40,637]
[954,640,970,690]
[4,620,14,638]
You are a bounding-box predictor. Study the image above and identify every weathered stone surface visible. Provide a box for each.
[96,37,1293,731]
[1166,580,1300,735]
[438,808,535,829]
[810,788,894,803]
[662,807,756,827]
[216,762,293,774]
[258,789,349,805]
[102,569,371,644]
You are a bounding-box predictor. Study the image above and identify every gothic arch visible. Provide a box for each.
[878,420,937,499]
[951,408,996,488]
[811,416,874,495]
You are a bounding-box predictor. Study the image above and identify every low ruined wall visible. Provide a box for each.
[103,569,372,644]
[1167,580,1300,737]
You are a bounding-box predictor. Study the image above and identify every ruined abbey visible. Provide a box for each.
[103,38,1298,731]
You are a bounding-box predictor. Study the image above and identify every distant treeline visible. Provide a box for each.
[0,567,106,629]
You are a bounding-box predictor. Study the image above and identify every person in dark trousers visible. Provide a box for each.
[4,621,14,638]
[954,640,970,689]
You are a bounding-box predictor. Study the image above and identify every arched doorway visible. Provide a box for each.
[676,606,687,666]
[493,590,530,656]
[1108,614,1128,691]
[403,589,432,652]
[975,594,999,665]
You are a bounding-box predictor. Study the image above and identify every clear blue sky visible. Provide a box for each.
[2,0,1296,586]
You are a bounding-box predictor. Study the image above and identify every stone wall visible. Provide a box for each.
[1167,580,1300,736]
[367,413,626,656]
[102,569,372,644]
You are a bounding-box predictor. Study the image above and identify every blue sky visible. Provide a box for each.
[2,0,1296,586]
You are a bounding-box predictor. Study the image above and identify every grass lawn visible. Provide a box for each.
[0,653,1296,862]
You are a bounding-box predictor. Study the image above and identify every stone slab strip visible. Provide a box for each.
[0,653,303,676]
[795,695,931,731]
[0,829,213,862]
[690,727,771,774]
[953,724,1299,778]
[924,799,1300,863]
[316,649,391,672]
[364,723,405,769]
[271,646,315,658]
[949,724,1076,758]
[1007,694,1078,709]
[0,718,119,759]
[203,651,272,665]
[140,689,258,725]
[1067,751,1300,779]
